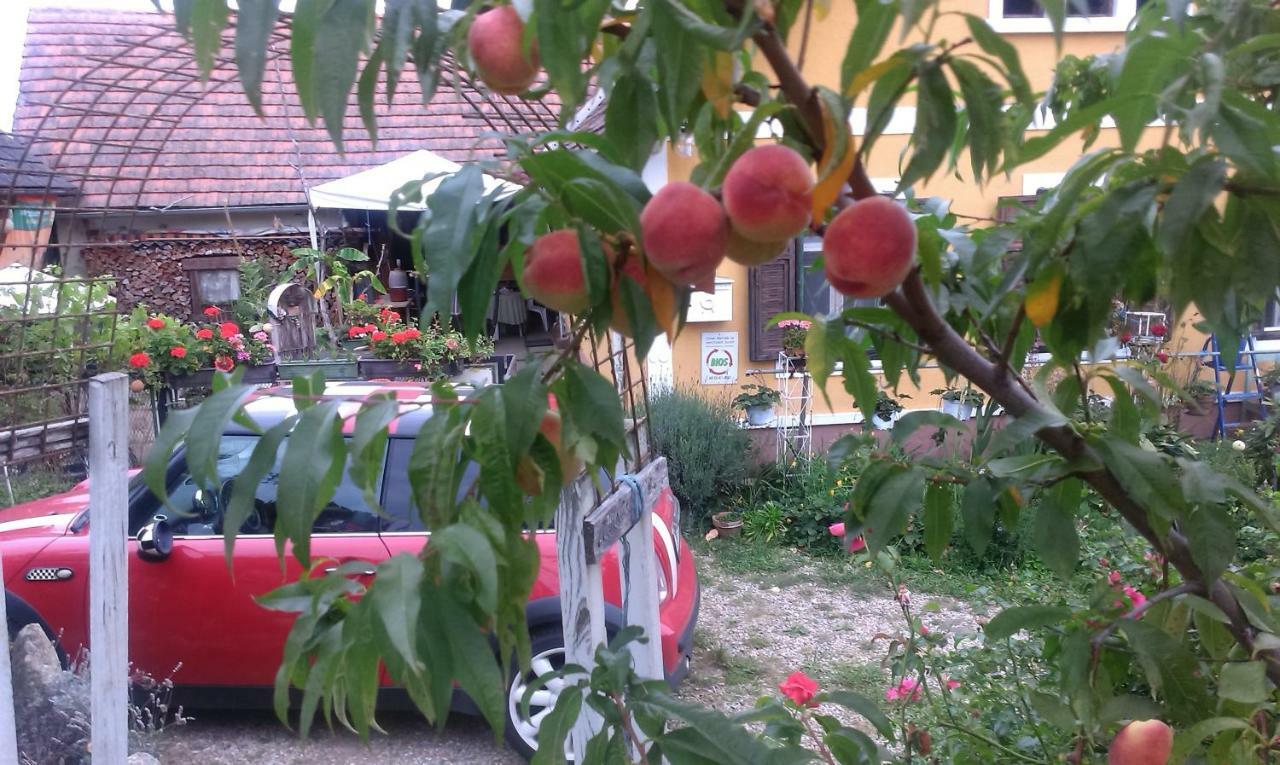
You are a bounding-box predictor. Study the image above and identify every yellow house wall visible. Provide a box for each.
[660,7,1216,419]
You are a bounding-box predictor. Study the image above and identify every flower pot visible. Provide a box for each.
[166,363,277,389]
[940,399,962,418]
[358,358,428,380]
[745,404,774,426]
[278,359,359,382]
[711,511,742,539]
[958,402,976,420]
[871,414,896,431]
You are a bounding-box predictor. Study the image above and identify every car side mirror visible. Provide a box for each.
[136,518,173,562]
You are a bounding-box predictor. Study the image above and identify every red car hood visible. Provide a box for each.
[0,489,85,539]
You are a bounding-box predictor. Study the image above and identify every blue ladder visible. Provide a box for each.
[1202,334,1270,438]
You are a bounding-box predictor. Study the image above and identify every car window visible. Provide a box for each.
[136,435,383,537]
[381,440,480,532]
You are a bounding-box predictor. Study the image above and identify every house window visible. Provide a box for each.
[798,236,879,318]
[181,254,242,317]
[1261,289,1280,337]
[989,0,1141,33]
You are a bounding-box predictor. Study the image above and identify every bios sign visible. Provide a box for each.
[700,331,738,385]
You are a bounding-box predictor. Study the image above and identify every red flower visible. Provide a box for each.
[214,355,235,372]
[827,522,867,553]
[202,306,220,317]
[169,346,187,359]
[1155,350,1170,363]
[145,317,165,330]
[1151,323,1168,337]
[128,352,150,368]
[218,321,240,339]
[195,328,214,340]
[348,325,367,338]
[391,331,408,344]
[779,671,819,707]
[1119,331,1133,344]
[364,323,377,333]
[403,327,421,340]
[380,308,397,320]
[371,331,387,342]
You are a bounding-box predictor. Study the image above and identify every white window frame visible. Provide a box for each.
[988,0,1139,33]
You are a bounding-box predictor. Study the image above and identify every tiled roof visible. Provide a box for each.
[14,8,560,210]
[0,132,77,198]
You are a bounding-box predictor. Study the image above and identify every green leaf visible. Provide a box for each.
[185,384,254,492]
[432,524,499,614]
[1182,504,1235,585]
[561,177,643,236]
[1098,694,1162,725]
[234,0,280,112]
[1170,718,1250,763]
[964,14,1031,105]
[142,407,197,509]
[276,401,345,566]
[1218,660,1268,705]
[369,553,425,673]
[898,61,956,191]
[557,360,628,474]
[863,55,913,157]
[409,0,441,102]
[923,482,954,563]
[804,317,842,403]
[890,410,966,446]
[225,417,295,566]
[950,58,1003,181]
[606,71,661,171]
[863,467,924,552]
[312,0,374,149]
[290,0,334,124]
[441,596,507,736]
[349,393,397,512]
[819,691,895,740]
[421,165,487,318]
[1016,98,1122,166]
[1119,619,1212,723]
[984,605,1072,641]
[840,0,898,96]
[653,0,755,50]
[960,477,996,557]
[1113,31,1196,151]
[190,0,230,79]
[408,395,465,529]
[652,0,703,139]
[619,273,660,359]
[1033,479,1081,580]
[531,687,583,765]
[823,726,879,765]
[1090,436,1184,519]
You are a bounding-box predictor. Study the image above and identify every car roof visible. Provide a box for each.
[226,380,471,438]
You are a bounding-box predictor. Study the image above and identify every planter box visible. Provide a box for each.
[358,359,461,380]
[871,414,896,430]
[278,359,359,382]
[745,404,774,426]
[166,363,278,389]
[941,400,977,420]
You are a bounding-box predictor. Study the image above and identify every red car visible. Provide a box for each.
[0,381,699,758]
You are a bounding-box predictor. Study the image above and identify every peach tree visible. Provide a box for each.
[152,0,1280,761]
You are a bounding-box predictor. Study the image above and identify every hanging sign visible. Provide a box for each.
[700,331,738,385]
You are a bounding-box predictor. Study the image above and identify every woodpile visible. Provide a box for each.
[81,236,306,318]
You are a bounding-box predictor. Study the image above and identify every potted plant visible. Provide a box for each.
[871,390,904,430]
[732,384,781,426]
[1183,378,1218,413]
[778,319,811,370]
[932,386,985,419]
[711,510,743,539]
[1262,367,1280,404]
[120,308,278,390]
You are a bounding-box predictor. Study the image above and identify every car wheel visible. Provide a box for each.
[504,627,571,762]
[5,592,68,670]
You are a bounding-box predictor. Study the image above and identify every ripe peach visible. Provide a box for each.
[725,228,787,267]
[823,196,915,298]
[640,182,727,287]
[467,6,539,96]
[722,144,814,243]
[541,394,582,484]
[523,230,596,314]
[1108,720,1172,765]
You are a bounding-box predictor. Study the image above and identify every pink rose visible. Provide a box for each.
[778,671,819,707]
[827,522,866,552]
[885,677,921,703]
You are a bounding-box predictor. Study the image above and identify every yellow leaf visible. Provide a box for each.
[645,267,681,342]
[1025,272,1062,328]
[700,52,735,120]
[845,57,899,100]
[813,0,831,20]
[811,97,856,223]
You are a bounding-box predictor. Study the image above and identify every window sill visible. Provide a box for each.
[987,15,1133,33]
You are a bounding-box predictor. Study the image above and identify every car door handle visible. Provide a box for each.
[324,565,377,577]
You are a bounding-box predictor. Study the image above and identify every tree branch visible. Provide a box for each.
[1089,582,1202,665]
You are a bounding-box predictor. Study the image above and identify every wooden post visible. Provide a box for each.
[555,474,607,758]
[88,373,129,765]
[0,550,20,762]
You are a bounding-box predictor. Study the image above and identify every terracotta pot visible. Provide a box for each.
[711,511,743,538]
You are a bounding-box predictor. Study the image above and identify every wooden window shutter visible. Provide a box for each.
[748,240,796,361]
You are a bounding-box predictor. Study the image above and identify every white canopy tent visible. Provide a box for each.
[304,149,521,247]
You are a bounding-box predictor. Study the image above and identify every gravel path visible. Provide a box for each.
[146,545,985,763]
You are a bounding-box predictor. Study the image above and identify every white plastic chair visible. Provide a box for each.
[526,299,550,332]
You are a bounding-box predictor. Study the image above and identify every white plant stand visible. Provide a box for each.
[775,352,813,465]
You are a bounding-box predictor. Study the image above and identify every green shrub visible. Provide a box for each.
[648,387,753,527]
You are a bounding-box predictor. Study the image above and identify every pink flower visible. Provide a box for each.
[885,677,921,703]
[236,351,250,362]
[779,671,819,707]
[1119,331,1133,344]
[943,677,960,691]
[1108,570,1122,586]
[827,522,867,553]
[253,331,269,341]
[1155,350,1170,364]
[445,338,460,351]
[1123,585,1146,609]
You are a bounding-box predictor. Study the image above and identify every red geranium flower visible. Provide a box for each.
[202,306,221,317]
[348,325,367,338]
[1119,331,1133,344]
[1151,323,1168,337]
[128,352,150,368]
[218,321,240,339]
[214,355,235,372]
[1156,350,1170,363]
[195,328,214,340]
[391,331,408,344]
[169,346,187,359]
[403,327,421,340]
[371,330,387,342]
[364,323,377,333]
[779,671,819,707]
[145,317,165,330]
